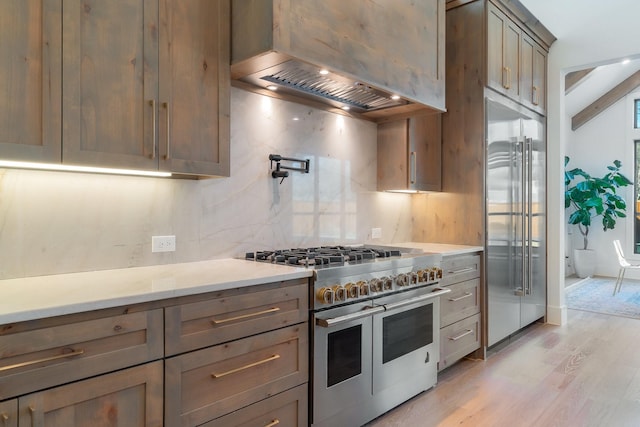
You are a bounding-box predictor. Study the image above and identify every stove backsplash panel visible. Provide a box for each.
[0,88,413,280]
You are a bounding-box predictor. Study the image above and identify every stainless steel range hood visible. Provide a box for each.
[231,0,446,121]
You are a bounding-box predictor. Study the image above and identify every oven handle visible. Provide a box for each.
[382,287,451,311]
[315,306,385,328]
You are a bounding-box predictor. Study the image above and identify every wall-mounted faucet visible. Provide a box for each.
[269,154,310,184]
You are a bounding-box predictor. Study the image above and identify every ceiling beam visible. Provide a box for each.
[565,68,595,94]
[571,70,640,131]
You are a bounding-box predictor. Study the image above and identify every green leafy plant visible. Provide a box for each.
[564,156,632,250]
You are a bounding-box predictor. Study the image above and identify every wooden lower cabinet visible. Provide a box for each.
[200,384,307,427]
[0,399,17,427]
[18,361,163,427]
[165,324,308,427]
[438,253,483,371]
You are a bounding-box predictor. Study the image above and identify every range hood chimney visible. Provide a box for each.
[231,0,445,121]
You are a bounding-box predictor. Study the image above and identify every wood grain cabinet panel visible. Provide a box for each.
[377,113,442,192]
[19,361,163,427]
[165,324,308,427]
[0,309,164,400]
[440,254,481,286]
[439,312,481,371]
[0,0,61,163]
[487,2,521,100]
[521,33,547,114]
[440,278,481,328]
[61,0,230,176]
[165,279,308,356]
[0,399,17,427]
[199,383,307,427]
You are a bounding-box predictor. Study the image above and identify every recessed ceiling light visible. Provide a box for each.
[391,94,401,101]
[293,117,300,121]
[266,85,278,91]
[319,69,330,75]
[622,59,631,65]
[341,106,350,111]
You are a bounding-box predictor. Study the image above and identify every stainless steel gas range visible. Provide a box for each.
[246,245,450,427]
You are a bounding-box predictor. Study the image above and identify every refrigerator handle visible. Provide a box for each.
[516,138,526,297]
[526,137,534,295]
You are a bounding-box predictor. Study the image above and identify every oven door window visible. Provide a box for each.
[382,304,433,363]
[327,325,362,386]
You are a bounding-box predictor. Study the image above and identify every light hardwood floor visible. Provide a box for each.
[368,309,640,427]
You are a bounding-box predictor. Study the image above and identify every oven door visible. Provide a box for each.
[372,287,450,397]
[312,301,382,427]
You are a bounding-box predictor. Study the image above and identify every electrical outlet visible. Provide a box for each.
[152,235,176,253]
[371,228,382,239]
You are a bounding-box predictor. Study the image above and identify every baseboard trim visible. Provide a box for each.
[547,304,567,326]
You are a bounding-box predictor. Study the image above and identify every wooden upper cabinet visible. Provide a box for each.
[486,1,549,114]
[158,0,230,177]
[377,113,442,192]
[61,0,230,176]
[0,1,61,163]
[62,0,158,170]
[521,33,547,114]
[487,2,520,100]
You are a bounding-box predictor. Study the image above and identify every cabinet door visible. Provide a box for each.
[0,400,17,427]
[159,0,230,177]
[19,361,163,427]
[0,1,61,163]
[486,3,520,100]
[410,114,442,191]
[62,0,159,170]
[521,34,546,114]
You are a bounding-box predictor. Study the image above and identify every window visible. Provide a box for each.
[635,99,640,128]
[635,140,640,253]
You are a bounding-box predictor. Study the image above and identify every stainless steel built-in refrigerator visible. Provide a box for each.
[486,95,546,347]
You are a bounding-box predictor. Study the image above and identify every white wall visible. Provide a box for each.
[0,88,414,280]
[521,0,640,325]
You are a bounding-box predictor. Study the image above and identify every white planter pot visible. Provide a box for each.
[573,249,596,278]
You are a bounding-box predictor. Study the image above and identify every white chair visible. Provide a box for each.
[612,239,640,295]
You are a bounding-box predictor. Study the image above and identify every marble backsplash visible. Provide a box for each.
[0,88,413,280]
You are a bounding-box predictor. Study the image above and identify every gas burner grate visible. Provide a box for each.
[245,246,402,268]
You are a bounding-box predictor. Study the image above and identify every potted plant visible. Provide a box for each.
[564,156,632,277]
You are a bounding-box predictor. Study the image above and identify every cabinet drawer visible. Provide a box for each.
[165,324,308,427]
[440,278,481,328]
[165,279,308,356]
[439,313,481,371]
[0,309,163,400]
[200,384,308,427]
[441,254,481,285]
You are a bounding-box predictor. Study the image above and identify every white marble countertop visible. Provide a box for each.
[0,259,312,325]
[380,242,484,256]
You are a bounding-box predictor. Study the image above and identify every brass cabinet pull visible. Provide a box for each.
[149,99,156,159]
[503,66,511,89]
[29,405,35,427]
[1,413,9,425]
[211,354,280,379]
[0,349,84,373]
[210,307,280,325]
[447,267,475,275]
[532,86,539,105]
[265,420,280,427]
[448,329,474,341]
[410,151,417,185]
[448,292,473,302]
[163,102,170,159]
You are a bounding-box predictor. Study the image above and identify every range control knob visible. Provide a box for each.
[358,281,370,296]
[369,278,383,293]
[427,268,436,281]
[381,276,393,291]
[417,269,428,282]
[332,285,347,302]
[345,282,360,299]
[396,273,408,287]
[408,272,419,285]
[435,267,443,279]
[316,287,334,304]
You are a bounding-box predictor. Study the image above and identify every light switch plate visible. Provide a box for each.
[371,228,382,239]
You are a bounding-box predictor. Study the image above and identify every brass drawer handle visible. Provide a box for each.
[265,420,280,427]
[447,267,475,275]
[0,349,85,373]
[2,413,9,424]
[149,99,156,159]
[211,354,280,379]
[210,307,280,325]
[448,292,473,302]
[448,329,474,341]
[29,405,35,427]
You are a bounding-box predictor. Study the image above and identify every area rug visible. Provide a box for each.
[565,277,640,319]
